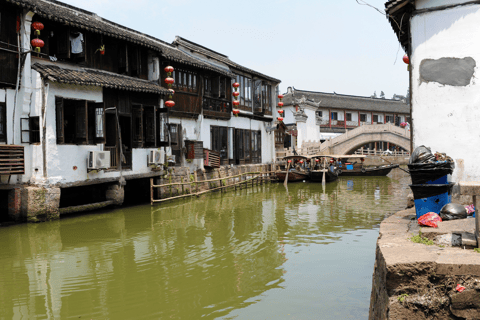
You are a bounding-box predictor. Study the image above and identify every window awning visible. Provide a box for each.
[32,63,169,95]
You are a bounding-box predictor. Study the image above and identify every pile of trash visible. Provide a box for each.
[408,146,475,227]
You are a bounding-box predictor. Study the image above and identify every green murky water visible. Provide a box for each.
[0,169,410,319]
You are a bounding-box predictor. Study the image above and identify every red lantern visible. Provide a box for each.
[168,89,175,95]
[232,109,240,116]
[288,160,292,163]
[165,100,175,108]
[164,66,174,73]
[233,91,240,97]
[277,117,284,122]
[277,110,284,115]
[32,22,44,36]
[403,54,409,64]
[299,160,304,164]
[232,82,240,88]
[278,94,284,99]
[164,77,174,85]
[31,38,44,52]
[32,22,44,31]
[233,100,240,106]
[315,159,319,162]
[278,102,284,107]
[330,160,334,163]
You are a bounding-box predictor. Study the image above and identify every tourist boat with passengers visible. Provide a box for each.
[276,155,310,182]
[335,155,399,176]
[308,155,339,183]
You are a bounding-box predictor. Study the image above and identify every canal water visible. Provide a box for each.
[0,169,410,319]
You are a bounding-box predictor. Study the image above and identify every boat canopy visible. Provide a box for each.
[308,154,366,159]
[283,155,308,160]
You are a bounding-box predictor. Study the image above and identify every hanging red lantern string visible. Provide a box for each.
[164,65,175,107]
[277,93,284,123]
[31,22,45,53]
[232,82,240,117]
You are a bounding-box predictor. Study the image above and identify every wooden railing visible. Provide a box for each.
[353,148,410,156]
[0,145,25,175]
[150,170,276,205]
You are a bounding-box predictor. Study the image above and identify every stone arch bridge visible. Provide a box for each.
[301,123,411,156]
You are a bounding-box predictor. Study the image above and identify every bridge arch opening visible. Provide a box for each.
[345,141,409,155]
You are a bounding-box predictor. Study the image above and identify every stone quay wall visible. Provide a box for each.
[369,208,480,319]
[5,164,277,223]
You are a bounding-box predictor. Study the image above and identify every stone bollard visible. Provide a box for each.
[21,186,60,222]
[106,183,125,206]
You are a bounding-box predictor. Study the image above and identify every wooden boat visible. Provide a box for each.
[334,155,399,176]
[276,155,310,182]
[308,155,338,183]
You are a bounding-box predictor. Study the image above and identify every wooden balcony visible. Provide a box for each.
[0,145,25,175]
[203,97,231,120]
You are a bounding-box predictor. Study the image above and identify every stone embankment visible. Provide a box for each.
[369,208,480,319]
[5,164,275,223]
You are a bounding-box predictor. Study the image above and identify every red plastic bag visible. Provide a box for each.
[418,212,442,228]
[456,284,466,292]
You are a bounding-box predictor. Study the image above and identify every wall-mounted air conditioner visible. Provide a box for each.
[148,149,165,165]
[88,151,111,170]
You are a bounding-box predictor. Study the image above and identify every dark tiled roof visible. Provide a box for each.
[384,0,414,52]
[32,63,169,94]
[283,88,409,113]
[173,36,281,83]
[6,0,234,77]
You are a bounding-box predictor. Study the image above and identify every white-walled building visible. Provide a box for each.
[385,0,480,184]
[0,0,280,221]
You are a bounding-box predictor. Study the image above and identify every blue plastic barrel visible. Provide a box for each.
[409,183,455,219]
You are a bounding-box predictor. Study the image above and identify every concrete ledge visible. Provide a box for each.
[369,208,480,319]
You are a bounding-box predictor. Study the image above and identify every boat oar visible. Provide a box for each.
[322,158,326,185]
[380,156,409,173]
[284,162,291,187]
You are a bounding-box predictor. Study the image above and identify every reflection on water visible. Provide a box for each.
[0,169,410,319]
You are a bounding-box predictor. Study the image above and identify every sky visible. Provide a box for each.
[58,0,408,98]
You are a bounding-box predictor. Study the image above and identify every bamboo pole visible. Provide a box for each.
[284,162,291,187]
[152,173,262,203]
[150,178,154,205]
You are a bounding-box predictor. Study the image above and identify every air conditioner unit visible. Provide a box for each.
[88,151,111,170]
[149,149,164,165]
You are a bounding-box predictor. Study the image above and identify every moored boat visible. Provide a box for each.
[308,155,339,183]
[335,155,399,176]
[276,155,310,182]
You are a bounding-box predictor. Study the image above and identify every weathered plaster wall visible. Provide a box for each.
[411,4,480,183]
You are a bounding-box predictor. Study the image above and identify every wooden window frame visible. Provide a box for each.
[20,116,40,144]
[360,113,367,122]
[331,112,338,120]
[346,113,352,122]
[210,125,228,160]
[55,97,105,145]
